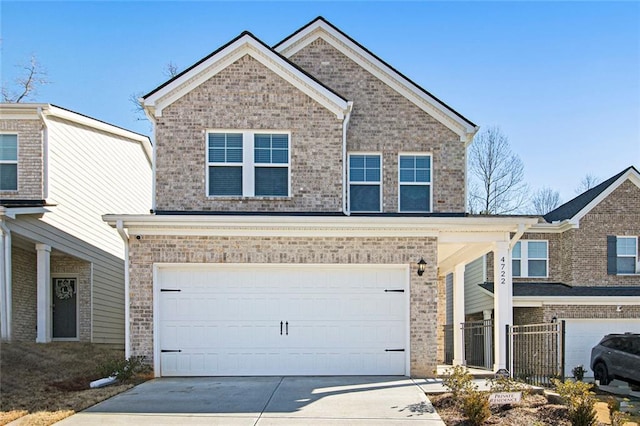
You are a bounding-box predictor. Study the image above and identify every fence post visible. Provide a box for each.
[560,320,566,381]
[505,324,511,377]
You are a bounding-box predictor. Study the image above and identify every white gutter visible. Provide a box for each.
[0,218,11,341]
[115,220,131,358]
[342,102,354,216]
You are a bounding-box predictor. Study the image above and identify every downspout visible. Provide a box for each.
[115,220,130,358]
[342,102,354,216]
[0,217,11,341]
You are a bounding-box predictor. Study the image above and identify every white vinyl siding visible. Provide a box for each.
[348,154,381,212]
[464,255,492,314]
[398,154,431,212]
[207,131,290,197]
[0,134,18,191]
[512,240,548,278]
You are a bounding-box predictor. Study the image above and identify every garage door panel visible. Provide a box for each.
[158,266,407,376]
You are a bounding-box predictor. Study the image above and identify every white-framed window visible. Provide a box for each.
[348,153,381,212]
[614,236,638,275]
[512,240,548,278]
[0,134,18,191]
[207,131,290,197]
[398,154,431,212]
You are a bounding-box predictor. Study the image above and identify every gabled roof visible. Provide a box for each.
[142,31,350,120]
[543,166,640,223]
[480,282,640,297]
[274,16,478,144]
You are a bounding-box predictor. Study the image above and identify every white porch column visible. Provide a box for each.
[452,263,466,366]
[493,240,512,371]
[36,244,51,343]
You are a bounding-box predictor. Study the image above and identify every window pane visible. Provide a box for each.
[399,169,414,182]
[0,164,17,191]
[528,260,547,277]
[255,167,288,196]
[366,168,380,182]
[512,259,521,277]
[0,134,18,161]
[227,148,243,163]
[209,133,243,163]
[254,149,271,163]
[209,148,225,162]
[350,155,380,183]
[271,134,288,149]
[254,134,288,165]
[512,242,521,258]
[365,155,380,169]
[209,133,226,148]
[271,149,288,164]
[209,166,242,196]
[617,237,637,256]
[399,156,414,169]
[227,133,242,148]
[350,168,365,182]
[415,169,430,183]
[350,155,364,168]
[617,257,636,274]
[528,241,547,258]
[350,184,380,212]
[400,185,430,212]
[254,134,271,149]
[415,156,430,169]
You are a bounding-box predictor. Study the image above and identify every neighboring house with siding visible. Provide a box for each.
[456,166,640,376]
[0,103,152,346]
[105,17,538,378]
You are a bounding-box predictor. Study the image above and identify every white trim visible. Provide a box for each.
[348,152,382,213]
[51,274,80,341]
[143,34,349,120]
[397,153,433,213]
[275,21,477,143]
[615,235,639,275]
[152,263,410,377]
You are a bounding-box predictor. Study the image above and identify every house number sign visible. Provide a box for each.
[499,256,507,286]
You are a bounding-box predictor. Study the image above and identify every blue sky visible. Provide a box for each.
[1,1,639,202]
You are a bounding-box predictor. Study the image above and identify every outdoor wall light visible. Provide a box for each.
[551,316,558,323]
[417,258,427,276]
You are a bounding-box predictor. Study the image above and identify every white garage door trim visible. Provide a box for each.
[152,263,411,377]
[563,318,640,378]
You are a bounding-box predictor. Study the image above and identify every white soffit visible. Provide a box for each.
[143,33,349,120]
[275,21,478,143]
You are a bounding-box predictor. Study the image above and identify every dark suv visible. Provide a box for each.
[590,333,640,385]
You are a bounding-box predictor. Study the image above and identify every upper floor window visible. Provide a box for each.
[348,154,381,212]
[207,131,289,197]
[512,240,548,278]
[608,236,639,275]
[0,134,18,191]
[399,154,431,212]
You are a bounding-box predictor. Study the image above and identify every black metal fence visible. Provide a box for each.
[507,321,565,387]
[443,324,454,364]
[462,319,494,370]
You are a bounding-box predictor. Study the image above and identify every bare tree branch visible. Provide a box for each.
[163,61,179,78]
[530,187,562,215]
[468,126,529,214]
[575,173,600,194]
[2,55,50,103]
[130,61,179,122]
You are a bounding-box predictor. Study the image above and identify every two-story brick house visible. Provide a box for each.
[0,103,152,346]
[458,166,640,377]
[105,17,537,377]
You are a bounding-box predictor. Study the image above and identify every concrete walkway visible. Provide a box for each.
[56,376,445,425]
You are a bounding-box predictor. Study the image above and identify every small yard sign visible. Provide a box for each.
[488,392,522,405]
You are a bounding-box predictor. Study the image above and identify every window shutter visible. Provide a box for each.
[607,235,617,275]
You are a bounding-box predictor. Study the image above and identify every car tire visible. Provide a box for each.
[593,362,610,386]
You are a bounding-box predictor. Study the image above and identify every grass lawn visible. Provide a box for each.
[0,342,144,425]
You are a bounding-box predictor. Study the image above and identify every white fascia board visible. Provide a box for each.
[571,170,640,224]
[514,296,640,307]
[275,22,478,143]
[103,214,537,238]
[41,106,153,163]
[144,34,349,120]
[0,207,48,219]
[527,220,577,233]
[0,103,47,120]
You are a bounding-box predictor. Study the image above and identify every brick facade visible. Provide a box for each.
[290,39,466,213]
[0,119,43,199]
[154,55,343,212]
[128,234,439,377]
[514,305,640,325]
[11,246,37,341]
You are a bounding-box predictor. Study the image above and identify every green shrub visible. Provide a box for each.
[98,355,151,382]
[441,365,475,399]
[572,365,586,381]
[552,379,597,426]
[462,390,491,426]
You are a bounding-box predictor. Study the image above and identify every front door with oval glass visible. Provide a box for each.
[52,277,78,339]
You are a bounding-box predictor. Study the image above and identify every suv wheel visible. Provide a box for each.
[593,362,610,385]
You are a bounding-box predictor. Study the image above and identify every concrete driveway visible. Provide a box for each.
[57,376,445,425]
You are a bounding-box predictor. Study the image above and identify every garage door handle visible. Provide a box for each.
[280,321,283,335]
[286,321,289,335]
[161,349,182,353]
[385,349,405,352]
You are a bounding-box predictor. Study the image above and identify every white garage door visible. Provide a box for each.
[157,265,408,376]
[564,319,640,377]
